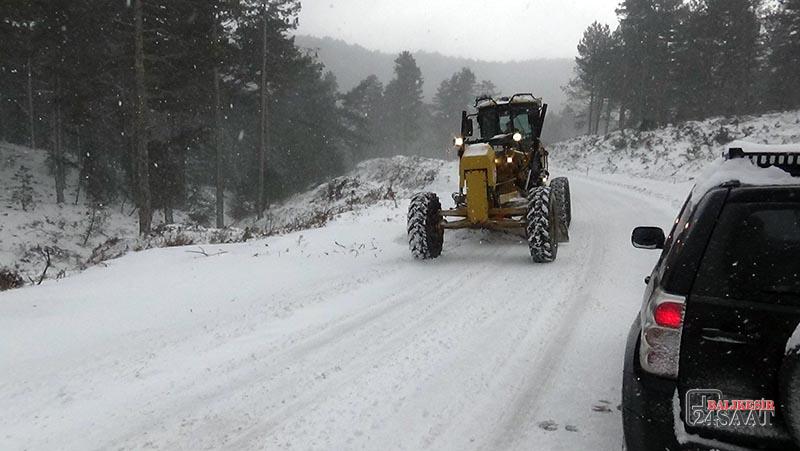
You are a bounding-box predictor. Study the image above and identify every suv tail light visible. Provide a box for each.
[654,302,684,329]
[640,288,686,379]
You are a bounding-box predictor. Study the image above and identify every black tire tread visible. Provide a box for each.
[526,186,558,263]
[407,192,444,259]
[551,177,572,228]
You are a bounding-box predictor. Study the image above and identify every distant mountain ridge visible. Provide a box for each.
[294,35,574,111]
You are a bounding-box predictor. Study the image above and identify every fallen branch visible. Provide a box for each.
[35,246,51,285]
[185,246,227,258]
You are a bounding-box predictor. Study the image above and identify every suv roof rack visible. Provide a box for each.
[726,144,800,177]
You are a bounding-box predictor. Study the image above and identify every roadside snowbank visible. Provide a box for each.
[551,110,800,180]
[248,155,444,234]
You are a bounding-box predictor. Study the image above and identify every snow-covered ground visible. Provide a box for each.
[3,110,797,450]
[0,157,691,450]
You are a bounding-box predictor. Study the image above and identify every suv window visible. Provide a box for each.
[656,194,693,271]
[692,202,800,299]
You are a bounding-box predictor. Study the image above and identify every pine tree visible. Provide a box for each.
[767,0,800,109]
[12,165,35,212]
[616,0,685,128]
[683,0,762,118]
[383,51,424,156]
[569,22,614,134]
[433,67,477,141]
[342,75,384,164]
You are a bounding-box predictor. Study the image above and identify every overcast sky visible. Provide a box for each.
[295,0,621,61]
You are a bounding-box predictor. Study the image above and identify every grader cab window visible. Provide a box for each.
[478,107,536,140]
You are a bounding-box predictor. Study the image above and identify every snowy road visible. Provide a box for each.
[0,173,684,450]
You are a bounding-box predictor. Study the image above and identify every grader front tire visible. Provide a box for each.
[526,186,558,263]
[408,192,444,260]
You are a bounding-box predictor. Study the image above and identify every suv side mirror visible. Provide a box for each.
[461,111,474,137]
[632,227,666,250]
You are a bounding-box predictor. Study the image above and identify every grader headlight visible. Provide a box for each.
[513,132,523,142]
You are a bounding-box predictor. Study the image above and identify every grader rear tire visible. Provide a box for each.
[526,186,558,263]
[408,192,444,260]
[550,177,571,243]
[551,177,572,228]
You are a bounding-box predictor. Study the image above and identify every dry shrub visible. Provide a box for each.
[0,268,25,291]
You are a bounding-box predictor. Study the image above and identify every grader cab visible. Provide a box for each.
[407,94,571,263]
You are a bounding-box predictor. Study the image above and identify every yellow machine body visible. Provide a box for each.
[442,142,528,231]
[459,144,496,224]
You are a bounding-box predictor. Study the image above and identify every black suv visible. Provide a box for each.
[622,145,800,450]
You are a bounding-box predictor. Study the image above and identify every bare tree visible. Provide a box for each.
[26,56,36,150]
[213,15,225,228]
[53,75,66,204]
[257,1,269,220]
[133,0,152,234]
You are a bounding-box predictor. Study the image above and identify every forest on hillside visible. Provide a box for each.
[2,0,800,236]
[293,35,573,110]
[0,0,503,235]
[566,0,800,134]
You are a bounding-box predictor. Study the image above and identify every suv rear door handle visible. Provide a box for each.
[700,328,750,345]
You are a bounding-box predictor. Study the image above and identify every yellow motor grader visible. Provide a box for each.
[407,94,571,263]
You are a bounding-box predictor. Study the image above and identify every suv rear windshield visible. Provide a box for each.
[693,201,800,300]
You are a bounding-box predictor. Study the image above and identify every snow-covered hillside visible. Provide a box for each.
[0,142,139,282]
[0,142,443,285]
[244,156,445,234]
[551,110,800,180]
[0,142,261,284]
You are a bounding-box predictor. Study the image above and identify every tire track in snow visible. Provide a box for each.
[485,180,615,449]
[107,240,528,450]
[486,178,675,450]
[230,242,542,449]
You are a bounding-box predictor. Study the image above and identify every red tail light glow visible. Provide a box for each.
[654,302,684,329]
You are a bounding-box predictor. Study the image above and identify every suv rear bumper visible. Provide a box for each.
[622,320,771,451]
[622,320,682,451]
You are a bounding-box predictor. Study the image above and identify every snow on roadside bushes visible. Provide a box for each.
[86,225,265,267]
[253,156,444,234]
[0,154,443,290]
[551,110,800,180]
